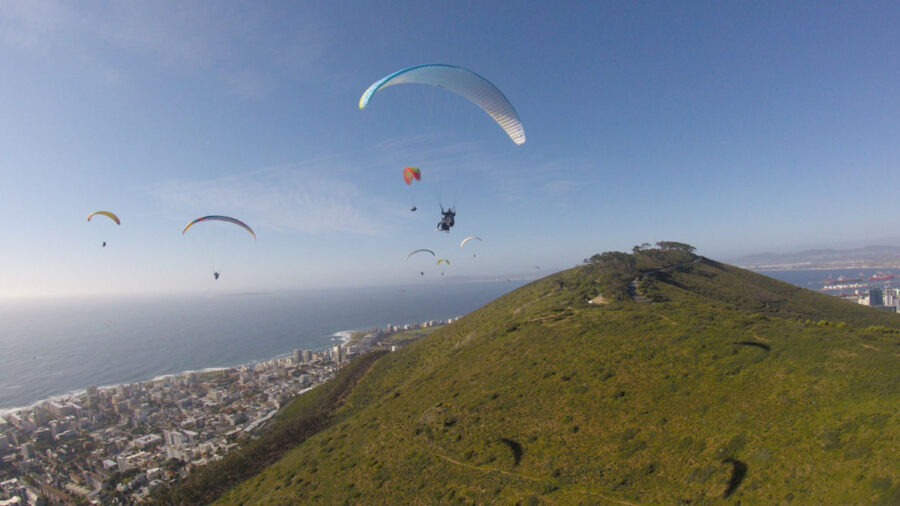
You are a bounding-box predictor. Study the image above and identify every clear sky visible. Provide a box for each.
[2,1,899,297]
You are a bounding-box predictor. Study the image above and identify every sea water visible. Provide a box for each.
[0,281,526,410]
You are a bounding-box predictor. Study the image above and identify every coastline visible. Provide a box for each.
[0,325,417,418]
[0,329,355,418]
[0,279,525,415]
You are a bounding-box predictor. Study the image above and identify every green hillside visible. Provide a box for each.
[218,247,900,504]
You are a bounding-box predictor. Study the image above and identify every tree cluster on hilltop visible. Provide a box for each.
[581,242,697,300]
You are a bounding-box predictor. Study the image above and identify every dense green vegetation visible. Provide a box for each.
[209,245,897,504]
[151,351,386,505]
[382,326,442,346]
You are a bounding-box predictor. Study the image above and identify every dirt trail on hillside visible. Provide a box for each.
[630,257,702,303]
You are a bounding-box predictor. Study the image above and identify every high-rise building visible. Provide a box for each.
[32,407,49,426]
[869,288,884,307]
[884,288,899,307]
[22,442,35,459]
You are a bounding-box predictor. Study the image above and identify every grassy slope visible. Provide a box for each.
[219,256,900,505]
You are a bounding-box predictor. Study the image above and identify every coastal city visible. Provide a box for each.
[0,318,454,505]
[820,272,900,310]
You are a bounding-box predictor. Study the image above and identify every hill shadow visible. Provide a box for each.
[497,438,523,466]
[732,341,771,352]
[722,458,747,498]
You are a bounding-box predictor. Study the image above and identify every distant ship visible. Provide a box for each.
[869,272,895,281]
[822,275,862,284]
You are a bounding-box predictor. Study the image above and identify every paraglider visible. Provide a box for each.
[360,64,526,145]
[420,271,424,276]
[437,258,450,266]
[460,236,481,248]
[88,211,119,248]
[182,216,256,239]
[403,167,421,211]
[437,206,455,233]
[406,249,436,260]
[403,166,421,184]
[183,216,254,281]
[87,211,120,225]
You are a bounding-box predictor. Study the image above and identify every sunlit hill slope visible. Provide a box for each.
[219,246,900,504]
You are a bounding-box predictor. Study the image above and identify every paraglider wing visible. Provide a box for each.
[87,211,120,225]
[406,249,436,260]
[403,167,421,185]
[182,216,256,239]
[460,236,482,248]
[437,258,450,266]
[360,64,526,145]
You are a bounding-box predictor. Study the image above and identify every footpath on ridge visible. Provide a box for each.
[628,257,702,303]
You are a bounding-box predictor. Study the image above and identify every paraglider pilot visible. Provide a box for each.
[437,206,455,232]
[213,271,220,280]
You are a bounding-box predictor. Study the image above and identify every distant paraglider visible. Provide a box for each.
[460,236,482,248]
[183,216,254,281]
[437,258,450,266]
[437,206,455,233]
[88,211,119,248]
[403,167,421,212]
[360,64,526,145]
[461,236,481,258]
[87,211,120,225]
[406,249,436,260]
[403,167,421,185]
[182,216,256,239]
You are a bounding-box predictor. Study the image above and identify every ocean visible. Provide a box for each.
[0,280,527,411]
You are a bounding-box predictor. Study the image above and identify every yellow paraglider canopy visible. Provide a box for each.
[87,211,120,225]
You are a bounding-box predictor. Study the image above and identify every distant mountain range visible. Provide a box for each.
[728,245,900,270]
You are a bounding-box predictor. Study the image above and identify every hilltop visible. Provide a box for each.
[181,244,900,504]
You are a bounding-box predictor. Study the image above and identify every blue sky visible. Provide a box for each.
[1,1,899,297]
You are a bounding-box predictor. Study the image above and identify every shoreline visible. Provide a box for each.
[0,329,357,418]
[0,322,430,417]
